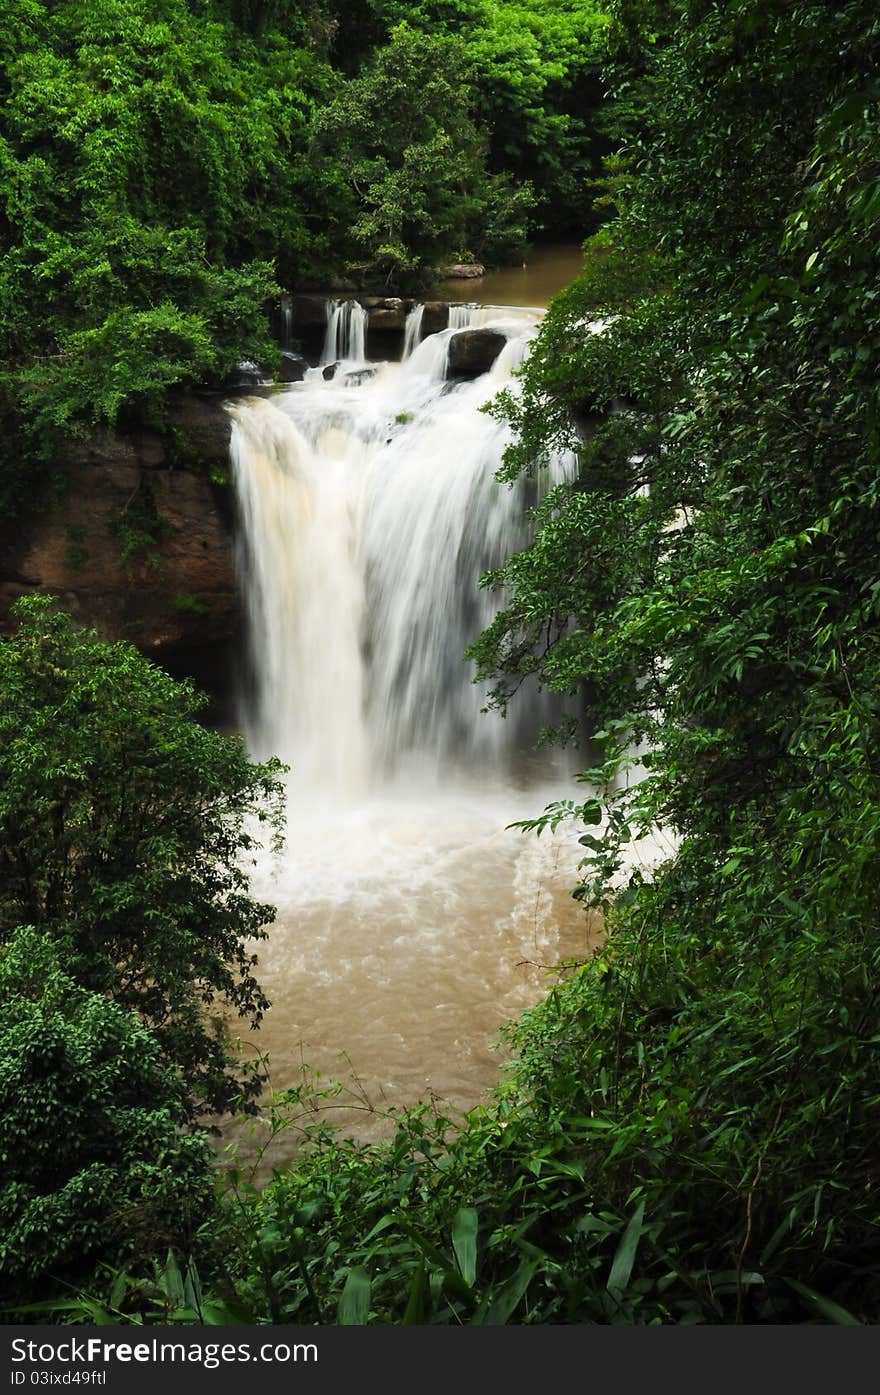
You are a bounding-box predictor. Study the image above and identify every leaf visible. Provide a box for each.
[398,1220,473,1300]
[109,1270,129,1311]
[183,1258,202,1315]
[338,1267,371,1325]
[199,1301,250,1326]
[403,1262,427,1324]
[452,1207,479,1287]
[606,1200,646,1298]
[484,1261,538,1325]
[784,1278,861,1325]
[160,1250,185,1306]
[363,1214,396,1244]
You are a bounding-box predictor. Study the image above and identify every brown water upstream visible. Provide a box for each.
[441,242,585,308]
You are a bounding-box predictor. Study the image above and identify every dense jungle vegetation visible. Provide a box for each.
[3,0,880,1325]
[0,0,608,475]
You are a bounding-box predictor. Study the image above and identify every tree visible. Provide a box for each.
[0,0,336,433]
[310,24,531,283]
[0,597,285,1117]
[0,926,215,1305]
[370,0,612,237]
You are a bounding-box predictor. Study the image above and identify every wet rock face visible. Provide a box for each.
[0,395,239,668]
[367,307,406,332]
[345,367,379,386]
[288,294,330,332]
[421,301,449,336]
[446,328,507,379]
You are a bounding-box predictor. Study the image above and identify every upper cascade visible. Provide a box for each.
[321,298,369,364]
[402,303,425,359]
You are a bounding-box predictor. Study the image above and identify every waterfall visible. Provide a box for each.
[230,405,368,794]
[280,295,293,351]
[449,304,475,330]
[402,303,425,359]
[230,311,576,797]
[321,298,368,365]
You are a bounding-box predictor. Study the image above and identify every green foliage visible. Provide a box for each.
[0,0,330,430]
[0,597,286,1116]
[204,1030,872,1324]
[460,0,880,1322]
[371,0,612,235]
[0,927,214,1308]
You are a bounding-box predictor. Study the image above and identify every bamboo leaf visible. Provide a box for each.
[607,1200,646,1298]
[484,1261,538,1325]
[338,1267,371,1325]
[402,1262,427,1325]
[784,1278,861,1325]
[452,1207,479,1287]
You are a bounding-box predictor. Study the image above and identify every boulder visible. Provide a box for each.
[447,328,507,379]
[439,263,485,280]
[367,310,405,332]
[226,359,269,388]
[279,352,307,383]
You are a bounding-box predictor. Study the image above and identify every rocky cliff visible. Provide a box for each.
[0,394,239,700]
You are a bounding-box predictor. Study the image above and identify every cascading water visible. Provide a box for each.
[321,298,368,365]
[226,305,598,1172]
[449,303,475,330]
[233,306,572,788]
[402,302,425,359]
[280,295,292,351]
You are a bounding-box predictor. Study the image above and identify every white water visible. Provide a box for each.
[226,307,606,1172]
[280,295,293,351]
[402,302,425,359]
[449,303,475,330]
[321,298,368,365]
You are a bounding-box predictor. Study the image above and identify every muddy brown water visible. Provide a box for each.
[441,242,585,309]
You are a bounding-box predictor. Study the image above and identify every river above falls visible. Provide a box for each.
[441,242,585,308]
